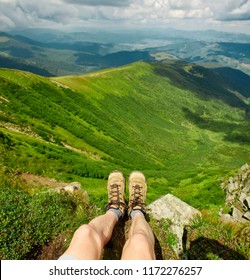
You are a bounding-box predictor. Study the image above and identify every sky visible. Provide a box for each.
[0,0,250,34]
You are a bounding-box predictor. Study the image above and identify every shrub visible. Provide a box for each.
[0,183,90,259]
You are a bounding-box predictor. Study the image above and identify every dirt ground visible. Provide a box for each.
[20,173,68,188]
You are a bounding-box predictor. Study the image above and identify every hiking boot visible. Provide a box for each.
[106,170,126,217]
[128,171,147,217]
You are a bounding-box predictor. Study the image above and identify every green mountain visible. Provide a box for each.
[1,60,250,203]
[1,60,250,259]
[152,41,250,76]
[0,32,152,76]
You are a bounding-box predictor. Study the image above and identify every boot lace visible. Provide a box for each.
[107,184,126,209]
[130,184,145,210]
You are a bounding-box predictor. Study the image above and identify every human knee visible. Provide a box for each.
[73,224,92,240]
[123,233,155,259]
[127,232,153,251]
[74,224,102,247]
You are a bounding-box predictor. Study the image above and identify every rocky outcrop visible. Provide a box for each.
[147,194,201,255]
[220,163,250,223]
[53,182,89,201]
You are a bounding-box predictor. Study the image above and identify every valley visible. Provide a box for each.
[0,59,250,260]
[1,60,249,205]
[1,29,250,77]
[1,0,250,262]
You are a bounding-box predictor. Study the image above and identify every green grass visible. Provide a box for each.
[1,61,250,205]
[0,169,92,260]
[0,60,250,259]
[185,215,250,260]
[148,215,250,260]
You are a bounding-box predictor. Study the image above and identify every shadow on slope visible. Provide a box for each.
[153,60,250,144]
[186,237,247,260]
[153,60,249,110]
[212,67,250,98]
[0,56,53,77]
[182,107,250,144]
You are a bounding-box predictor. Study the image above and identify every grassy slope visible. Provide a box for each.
[1,60,250,259]
[53,61,250,207]
[1,61,250,207]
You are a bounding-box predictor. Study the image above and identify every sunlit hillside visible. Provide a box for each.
[1,60,250,259]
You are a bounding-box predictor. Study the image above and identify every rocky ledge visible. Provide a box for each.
[220,163,250,223]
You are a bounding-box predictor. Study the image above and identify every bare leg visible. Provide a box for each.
[121,213,155,260]
[61,211,117,260]
[59,171,126,260]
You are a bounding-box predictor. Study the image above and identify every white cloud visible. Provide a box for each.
[0,0,249,33]
[217,0,250,21]
[62,0,132,7]
[0,13,15,30]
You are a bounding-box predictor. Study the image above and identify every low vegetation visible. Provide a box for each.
[0,167,94,260]
[0,60,249,259]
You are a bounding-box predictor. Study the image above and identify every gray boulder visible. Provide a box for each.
[147,194,201,255]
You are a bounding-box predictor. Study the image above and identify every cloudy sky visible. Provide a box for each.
[0,0,249,33]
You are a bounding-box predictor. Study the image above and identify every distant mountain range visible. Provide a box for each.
[0,31,152,76]
[0,28,250,76]
[10,28,250,44]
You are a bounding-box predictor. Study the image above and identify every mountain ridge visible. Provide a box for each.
[1,60,250,204]
[1,60,250,260]
[0,31,152,76]
[1,30,250,76]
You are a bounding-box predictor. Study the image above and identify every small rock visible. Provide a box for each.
[219,214,237,224]
[66,182,81,188]
[218,208,223,217]
[243,211,250,221]
[240,163,249,172]
[63,185,81,193]
[232,207,248,223]
[244,179,250,189]
[52,182,89,201]
[243,197,250,209]
[239,193,247,203]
